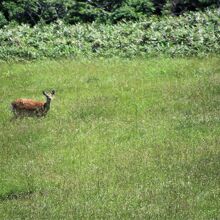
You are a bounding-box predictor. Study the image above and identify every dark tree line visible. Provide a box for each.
[0,0,219,26]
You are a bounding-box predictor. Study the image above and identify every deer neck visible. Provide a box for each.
[43,98,51,112]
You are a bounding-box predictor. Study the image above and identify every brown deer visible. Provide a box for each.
[11,90,55,117]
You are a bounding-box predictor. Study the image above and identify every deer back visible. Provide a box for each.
[12,99,46,116]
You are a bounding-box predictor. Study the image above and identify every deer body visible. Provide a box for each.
[11,90,55,117]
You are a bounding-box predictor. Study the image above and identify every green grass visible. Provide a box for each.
[0,57,220,219]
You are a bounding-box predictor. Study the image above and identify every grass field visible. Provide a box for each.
[0,57,220,219]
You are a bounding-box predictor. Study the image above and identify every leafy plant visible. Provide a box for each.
[0,12,7,28]
[0,8,219,60]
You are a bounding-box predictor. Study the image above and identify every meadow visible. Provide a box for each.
[0,57,220,219]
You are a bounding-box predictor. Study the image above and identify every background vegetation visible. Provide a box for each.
[0,0,219,25]
[0,8,219,60]
[0,57,220,219]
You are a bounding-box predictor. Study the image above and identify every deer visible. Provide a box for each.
[11,90,55,118]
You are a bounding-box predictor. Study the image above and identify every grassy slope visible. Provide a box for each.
[0,57,219,219]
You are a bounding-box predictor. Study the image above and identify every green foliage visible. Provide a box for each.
[127,0,155,15]
[1,0,68,25]
[0,57,220,219]
[164,0,219,15]
[0,0,218,25]
[111,0,154,23]
[111,5,141,22]
[111,0,155,22]
[0,8,219,60]
[0,12,7,27]
[89,0,125,12]
[65,1,105,24]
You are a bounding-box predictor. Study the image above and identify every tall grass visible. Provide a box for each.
[0,57,220,219]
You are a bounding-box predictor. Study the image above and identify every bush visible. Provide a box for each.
[111,0,155,23]
[0,8,219,60]
[0,0,219,25]
[0,12,8,28]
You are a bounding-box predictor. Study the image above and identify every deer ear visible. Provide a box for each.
[43,91,47,96]
[51,90,55,95]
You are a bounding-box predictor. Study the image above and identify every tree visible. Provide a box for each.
[0,0,68,25]
[0,0,218,25]
[111,0,155,23]
[89,0,125,12]
[163,0,219,15]
[0,12,7,27]
[65,1,105,24]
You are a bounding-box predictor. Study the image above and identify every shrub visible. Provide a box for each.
[0,12,8,28]
[0,8,219,60]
